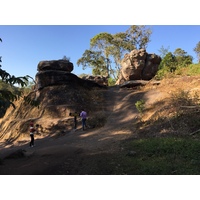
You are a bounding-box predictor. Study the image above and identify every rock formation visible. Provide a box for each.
[81,75,108,86]
[116,49,161,85]
[0,60,107,142]
[35,60,107,90]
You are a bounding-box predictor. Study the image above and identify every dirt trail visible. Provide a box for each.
[0,86,140,175]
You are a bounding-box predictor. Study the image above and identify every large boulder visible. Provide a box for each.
[82,75,108,86]
[35,70,105,90]
[37,60,73,72]
[116,49,161,85]
[35,59,106,90]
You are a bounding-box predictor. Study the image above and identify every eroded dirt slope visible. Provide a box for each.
[1,76,200,174]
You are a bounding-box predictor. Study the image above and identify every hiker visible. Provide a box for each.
[29,121,35,147]
[69,112,78,129]
[80,109,87,130]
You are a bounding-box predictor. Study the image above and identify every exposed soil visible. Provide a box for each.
[1,76,200,175]
[0,86,139,174]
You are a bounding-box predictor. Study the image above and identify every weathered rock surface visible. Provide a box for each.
[35,60,106,90]
[35,70,105,90]
[116,49,161,85]
[37,60,73,72]
[82,75,108,86]
[0,60,107,142]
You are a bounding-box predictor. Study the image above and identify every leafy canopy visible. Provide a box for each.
[194,41,200,63]
[77,25,152,80]
[0,38,32,117]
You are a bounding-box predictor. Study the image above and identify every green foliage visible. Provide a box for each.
[187,63,200,75]
[0,38,34,117]
[159,52,177,71]
[116,137,200,175]
[194,41,200,63]
[157,49,193,79]
[77,25,152,80]
[158,45,170,58]
[125,25,152,50]
[77,50,108,76]
[107,77,116,86]
[135,99,145,113]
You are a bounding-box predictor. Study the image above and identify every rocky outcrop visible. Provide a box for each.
[37,60,73,72]
[116,49,161,85]
[35,60,105,90]
[81,75,108,86]
[0,60,107,142]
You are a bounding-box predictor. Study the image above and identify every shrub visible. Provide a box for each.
[135,100,145,113]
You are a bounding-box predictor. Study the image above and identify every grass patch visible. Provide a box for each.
[113,137,200,175]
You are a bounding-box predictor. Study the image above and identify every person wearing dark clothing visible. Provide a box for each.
[73,112,78,129]
[29,122,35,147]
[70,112,79,129]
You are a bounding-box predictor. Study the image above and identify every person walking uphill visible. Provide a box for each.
[29,121,35,147]
[80,109,87,130]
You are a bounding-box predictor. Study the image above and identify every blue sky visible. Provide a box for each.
[0,25,200,80]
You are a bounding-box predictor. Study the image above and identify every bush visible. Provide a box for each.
[135,100,145,113]
[108,77,116,86]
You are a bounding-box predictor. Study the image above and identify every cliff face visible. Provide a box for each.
[0,60,106,143]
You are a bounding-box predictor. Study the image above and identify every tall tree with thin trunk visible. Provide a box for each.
[194,41,200,63]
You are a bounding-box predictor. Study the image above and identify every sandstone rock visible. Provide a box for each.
[120,80,149,88]
[35,59,106,90]
[116,49,161,85]
[35,70,106,90]
[82,75,108,86]
[37,60,73,72]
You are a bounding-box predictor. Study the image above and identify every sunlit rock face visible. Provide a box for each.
[116,49,161,85]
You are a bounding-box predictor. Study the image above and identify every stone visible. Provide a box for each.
[37,59,73,72]
[116,49,161,85]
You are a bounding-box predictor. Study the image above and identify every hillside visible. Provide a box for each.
[0,75,200,174]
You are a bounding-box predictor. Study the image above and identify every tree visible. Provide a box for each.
[77,50,108,76]
[124,25,152,50]
[90,32,113,77]
[0,38,30,117]
[77,25,152,80]
[159,52,177,72]
[158,45,170,58]
[173,48,193,67]
[194,41,200,63]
